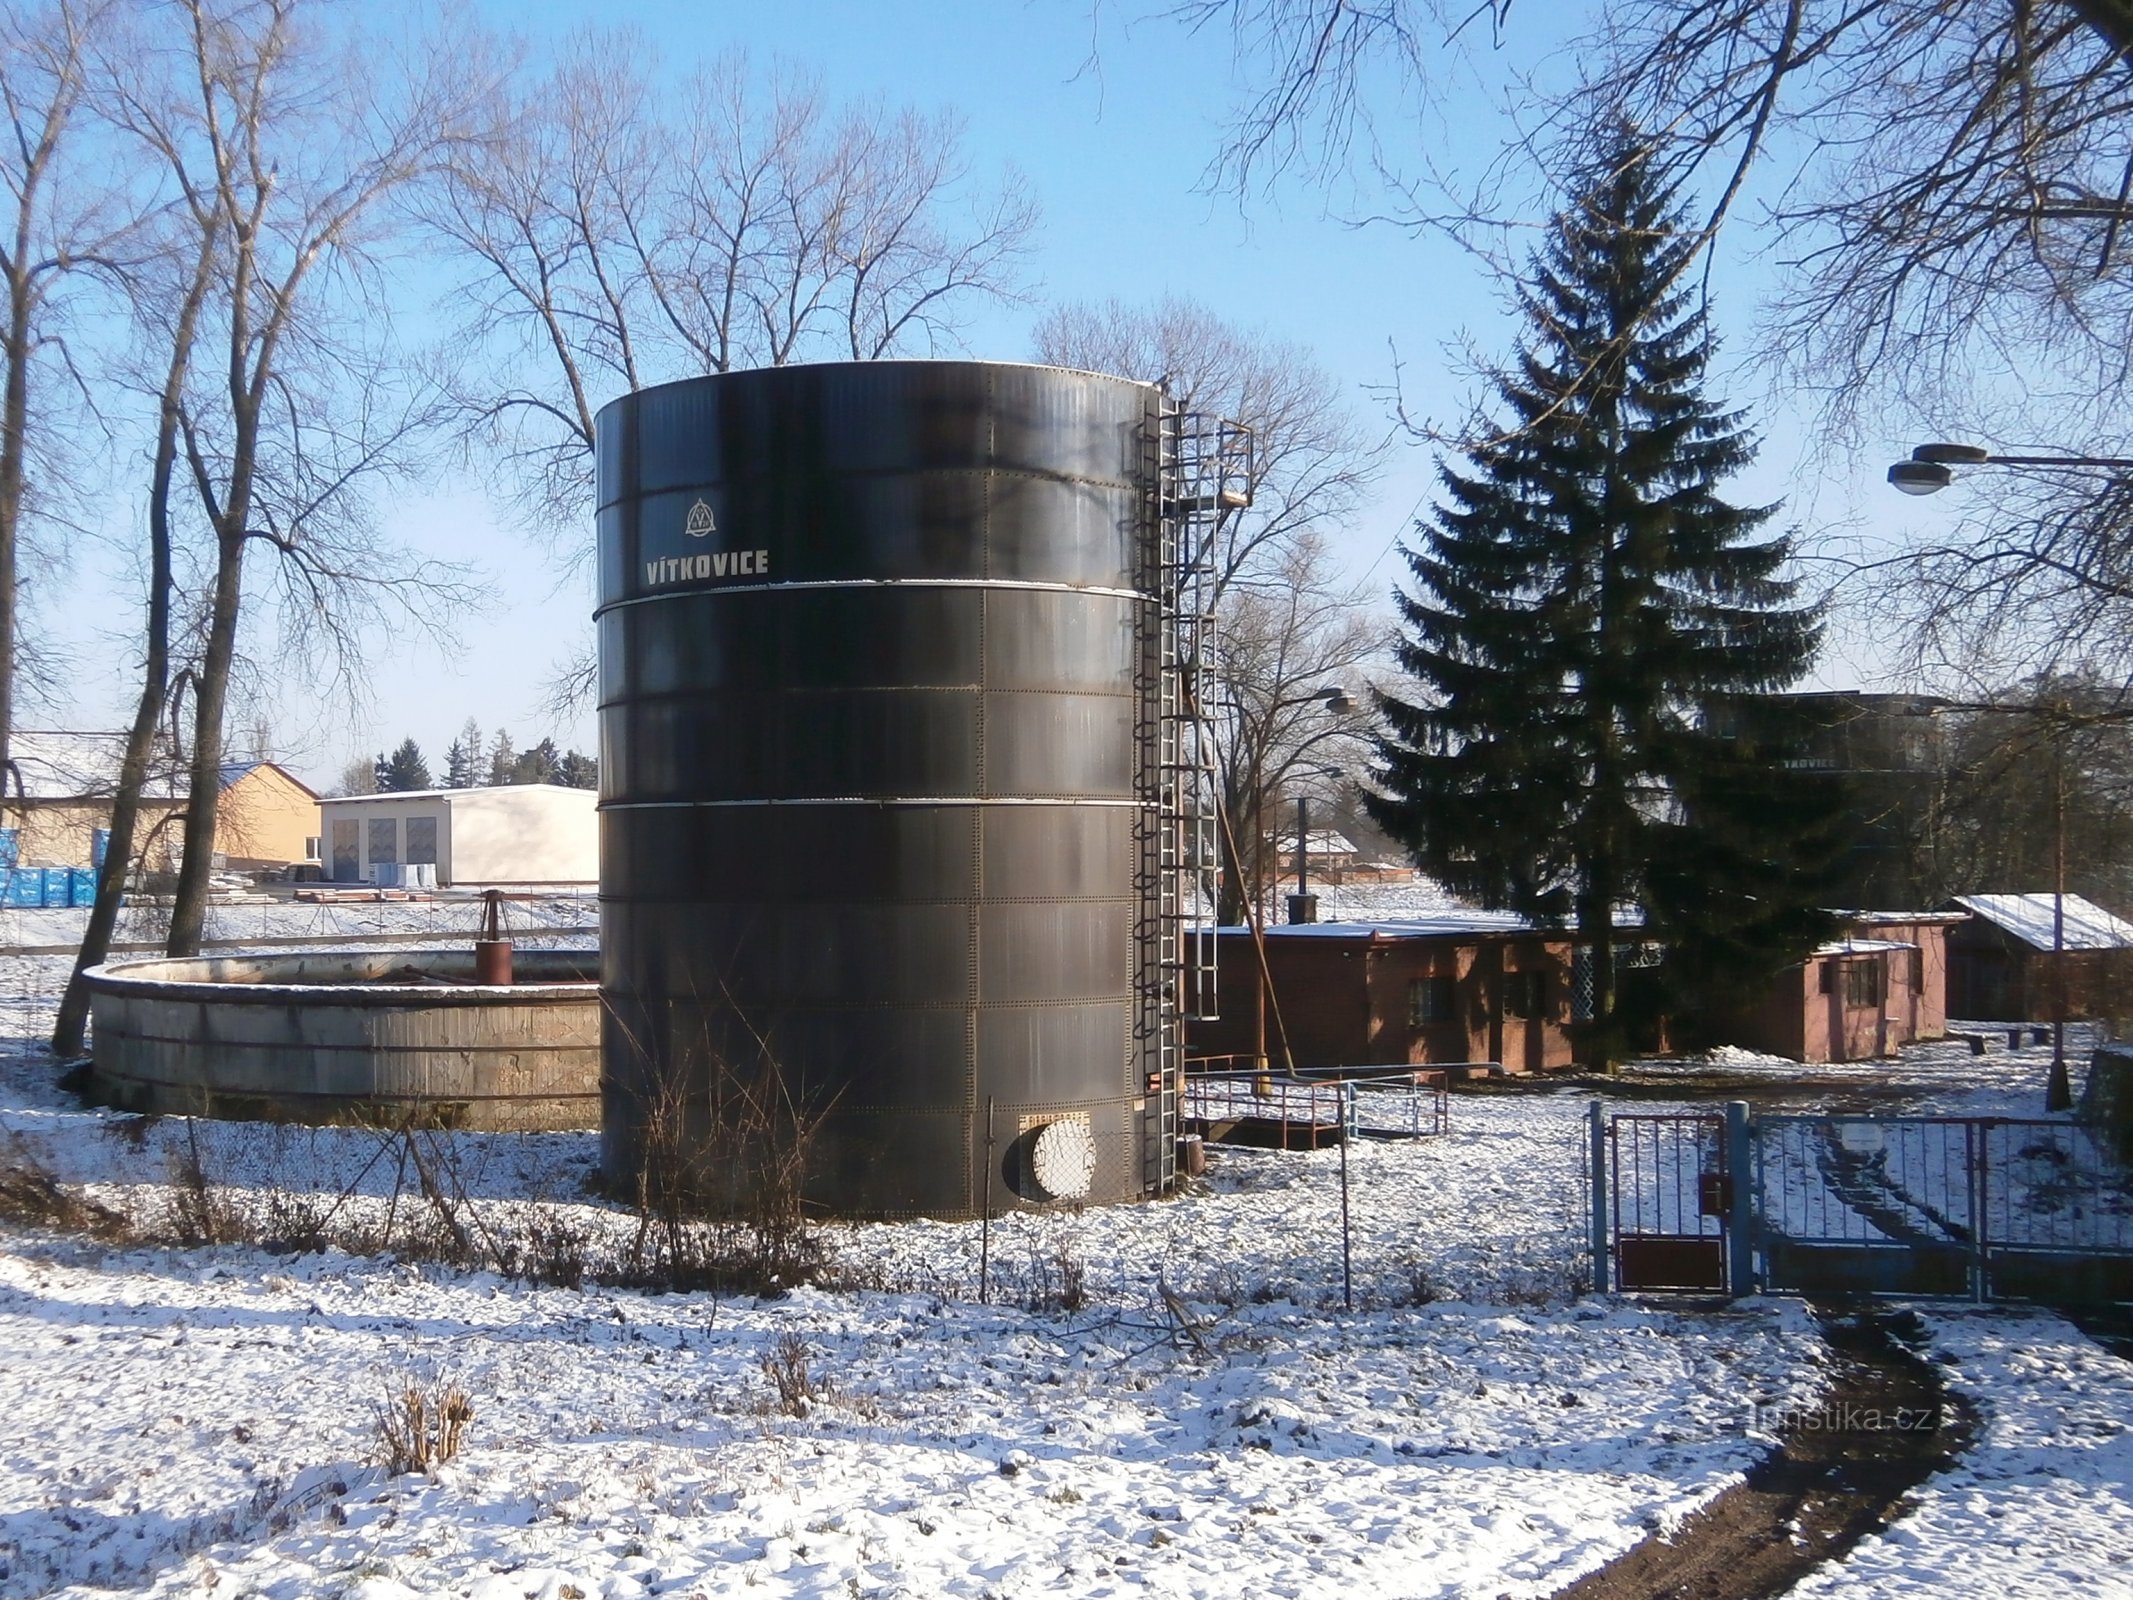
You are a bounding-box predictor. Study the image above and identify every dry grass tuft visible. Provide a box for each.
[373,1378,476,1476]
[759,1332,826,1417]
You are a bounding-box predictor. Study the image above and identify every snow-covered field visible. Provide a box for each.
[0,899,2128,1597]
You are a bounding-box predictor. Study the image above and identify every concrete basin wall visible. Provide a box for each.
[84,950,602,1130]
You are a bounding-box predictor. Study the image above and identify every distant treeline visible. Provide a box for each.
[353,721,596,794]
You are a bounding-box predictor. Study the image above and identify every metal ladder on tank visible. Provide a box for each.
[1139,399,1248,1193]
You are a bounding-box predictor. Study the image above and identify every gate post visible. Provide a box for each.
[1726,1100,1756,1296]
[1588,1099,1610,1294]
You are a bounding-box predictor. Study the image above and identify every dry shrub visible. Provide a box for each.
[157,1129,246,1246]
[611,1017,834,1296]
[513,1208,589,1290]
[0,1134,125,1236]
[759,1333,825,1417]
[1021,1237,1089,1314]
[373,1379,475,1475]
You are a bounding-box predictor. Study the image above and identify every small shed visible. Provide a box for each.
[317,784,597,887]
[1944,893,2133,1022]
[1724,912,1962,1063]
[1184,914,1590,1075]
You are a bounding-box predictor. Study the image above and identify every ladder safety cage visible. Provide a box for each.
[1161,404,1247,1027]
[1133,398,1248,1195]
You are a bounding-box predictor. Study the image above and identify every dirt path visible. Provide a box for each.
[1548,1305,1972,1600]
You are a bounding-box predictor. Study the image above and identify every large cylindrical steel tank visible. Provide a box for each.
[596,361,1166,1218]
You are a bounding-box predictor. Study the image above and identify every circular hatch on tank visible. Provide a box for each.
[1030,1117,1098,1201]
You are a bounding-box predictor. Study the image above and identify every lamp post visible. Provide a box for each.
[1883,439,2127,1111]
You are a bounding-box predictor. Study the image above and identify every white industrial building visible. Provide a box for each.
[315,784,597,887]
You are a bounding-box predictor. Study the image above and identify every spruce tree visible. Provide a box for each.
[444,719,484,788]
[513,737,562,784]
[375,737,432,793]
[1365,130,1837,1066]
[485,729,516,787]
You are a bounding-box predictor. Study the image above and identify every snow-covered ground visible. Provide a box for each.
[1790,1309,2133,1597]
[0,900,2129,1597]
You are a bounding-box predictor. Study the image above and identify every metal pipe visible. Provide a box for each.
[2050,724,2073,1110]
[1297,793,1310,897]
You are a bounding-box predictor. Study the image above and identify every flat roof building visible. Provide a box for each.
[316,784,596,888]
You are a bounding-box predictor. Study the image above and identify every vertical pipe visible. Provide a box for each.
[1726,1100,1755,1297]
[1587,1099,1610,1294]
[1338,1082,1354,1312]
[1975,1118,1992,1302]
[2050,725,2073,1110]
[979,1096,995,1305]
[1297,794,1309,897]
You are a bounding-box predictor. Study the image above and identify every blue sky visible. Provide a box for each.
[51,0,1919,787]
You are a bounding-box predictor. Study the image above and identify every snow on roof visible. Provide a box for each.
[218,760,320,799]
[318,783,591,805]
[1951,893,2133,952]
[1263,829,1360,856]
[1833,909,1969,927]
[8,730,184,800]
[1812,938,1918,957]
[1208,907,1647,939]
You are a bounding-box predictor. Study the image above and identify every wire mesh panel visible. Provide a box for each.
[1610,1115,1728,1292]
[1979,1119,2133,1302]
[1756,1116,1978,1297]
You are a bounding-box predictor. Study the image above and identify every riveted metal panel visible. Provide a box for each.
[597,361,1162,1218]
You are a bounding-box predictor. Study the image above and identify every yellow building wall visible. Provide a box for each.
[11,801,183,869]
[215,765,320,865]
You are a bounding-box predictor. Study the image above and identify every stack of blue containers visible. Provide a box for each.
[0,830,104,906]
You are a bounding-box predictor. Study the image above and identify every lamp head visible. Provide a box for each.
[1888,459,1952,496]
[1910,442,1992,466]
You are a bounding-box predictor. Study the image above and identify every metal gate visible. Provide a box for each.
[1607,1113,1731,1292]
[1598,1104,2133,1304]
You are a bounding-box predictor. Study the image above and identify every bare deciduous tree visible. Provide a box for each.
[1180,2,2133,425]
[431,31,1039,539]
[101,0,484,956]
[52,168,221,1056]
[1035,297,1383,921]
[0,0,138,832]
[1213,533,1380,923]
[1878,471,2133,685]
[1175,0,2133,691]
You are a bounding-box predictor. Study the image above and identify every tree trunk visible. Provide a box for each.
[164,525,243,957]
[1579,859,1619,1074]
[0,278,28,841]
[52,248,206,1048]
[51,439,175,1053]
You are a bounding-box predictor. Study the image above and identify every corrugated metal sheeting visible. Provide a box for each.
[596,361,1167,1219]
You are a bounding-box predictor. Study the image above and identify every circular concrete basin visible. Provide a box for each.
[84,950,600,1130]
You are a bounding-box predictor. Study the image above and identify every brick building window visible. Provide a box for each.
[1408,975,1456,1026]
[1506,969,1548,1020]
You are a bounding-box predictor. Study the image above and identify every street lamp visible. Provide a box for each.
[1882,440,2133,1111]
[1887,441,2133,496]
